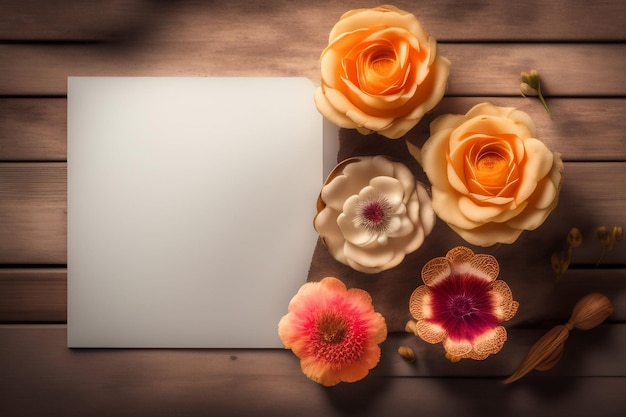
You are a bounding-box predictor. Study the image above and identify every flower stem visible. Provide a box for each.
[536,84,552,119]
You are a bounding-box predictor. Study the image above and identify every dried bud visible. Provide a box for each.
[404,320,417,335]
[520,69,540,92]
[398,346,416,363]
[567,227,583,248]
[519,82,538,97]
[520,69,552,118]
[596,226,622,265]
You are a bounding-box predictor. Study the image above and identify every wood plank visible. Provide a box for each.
[0,99,66,161]
[1,0,625,42]
[0,326,624,417]
[1,267,624,324]
[3,98,625,162]
[0,162,624,266]
[0,269,66,322]
[0,325,624,378]
[0,163,66,264]
[1,43,625,96]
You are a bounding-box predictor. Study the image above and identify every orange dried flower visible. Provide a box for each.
[278,277,387,386]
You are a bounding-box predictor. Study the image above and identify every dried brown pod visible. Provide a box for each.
[404,320,417,335]
[504,293,613,384]
[398,346,416,363]
[596,225,623,266]
[552,227,582,282]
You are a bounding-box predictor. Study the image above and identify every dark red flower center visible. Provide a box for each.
[357,197,392,233]
[427,274,499,342]
[363,203,386,224]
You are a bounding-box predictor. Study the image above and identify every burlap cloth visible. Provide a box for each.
[306,127,469,332]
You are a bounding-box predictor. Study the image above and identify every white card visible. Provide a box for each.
[67,77,330,347]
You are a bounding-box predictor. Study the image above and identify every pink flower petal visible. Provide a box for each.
[278,277,387,386]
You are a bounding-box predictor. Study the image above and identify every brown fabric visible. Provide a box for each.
[307,127,468,332]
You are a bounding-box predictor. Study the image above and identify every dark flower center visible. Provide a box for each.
[363,203,386,224]
[317,314,348,344]
[427,274,499,342]
[450,296,476,318]
[311,307,369,366]
[357,196,392,233]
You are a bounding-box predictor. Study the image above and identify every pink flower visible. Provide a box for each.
[409,246,519,361]
[278,277,387,386]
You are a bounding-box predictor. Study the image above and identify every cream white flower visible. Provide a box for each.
[409,102,563,246]
[315,156,435,273]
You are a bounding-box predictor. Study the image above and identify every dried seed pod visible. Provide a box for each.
[404,320,417,335]
[504,293,613,384]
[398,346,416,363]
[567,227,583,248]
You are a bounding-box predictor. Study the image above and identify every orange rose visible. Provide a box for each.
[410,102,563,246]
[314,5,450,139]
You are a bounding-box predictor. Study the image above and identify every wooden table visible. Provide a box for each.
[1,1,625,416]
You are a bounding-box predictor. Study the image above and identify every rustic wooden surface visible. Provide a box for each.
[1,1,625,416]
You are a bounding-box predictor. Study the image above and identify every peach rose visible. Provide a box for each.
[314,5,450,139]
[314,156,435,273]
[409,102,563,246]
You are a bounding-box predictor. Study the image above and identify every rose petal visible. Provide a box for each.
[430,113,467,136]
[431,187,482,230]
[421,129,456,190]
[314,86,359,130]
[448,222,524,247]
[329,6,430,47]
[324,88,396,131]
[417,183,436,235]
[457,195,518,224]
[515,138,554,205]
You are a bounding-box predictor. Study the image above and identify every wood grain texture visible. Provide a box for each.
[1,43,625,96]
[0,99,66,161]
[1,267,624,324]
[0,269,66,322]
[1,162,625,266]
[0,326,625,417]
[3,98,626,162]
[0,163,66,264]
[1,1,625,415]
[2,0,625,42]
